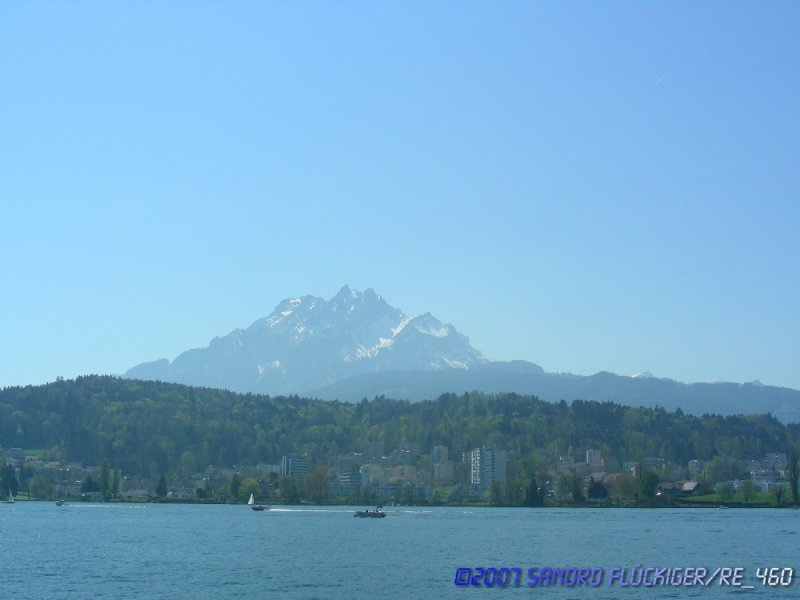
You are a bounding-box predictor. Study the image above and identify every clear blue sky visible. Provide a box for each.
[2,2,798,390]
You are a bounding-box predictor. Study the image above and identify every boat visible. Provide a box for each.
[354,505,386,518]
[55,500,65,507]
[248,493,268,511]
[3,492,13,504]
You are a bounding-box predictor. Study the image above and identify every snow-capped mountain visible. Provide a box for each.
[123,285,800,422]
[125,285,487,395]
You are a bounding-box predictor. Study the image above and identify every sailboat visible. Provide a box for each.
[3,492,14,504]
[248,493,267,511]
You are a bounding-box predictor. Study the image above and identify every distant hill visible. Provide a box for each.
[309,364,800,424]
[1,376,798,477]
[126,285,487,395]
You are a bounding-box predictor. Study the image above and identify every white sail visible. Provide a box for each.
[248,493,254,505]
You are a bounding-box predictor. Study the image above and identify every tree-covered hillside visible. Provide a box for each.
[1,376,798,477]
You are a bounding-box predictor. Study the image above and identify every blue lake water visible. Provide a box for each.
[2,503,798,599]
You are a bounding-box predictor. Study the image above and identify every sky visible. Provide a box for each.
[1,2,799,390]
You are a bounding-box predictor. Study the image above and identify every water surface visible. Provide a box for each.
[3,503,797,599]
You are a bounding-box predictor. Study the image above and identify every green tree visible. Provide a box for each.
[556,474,584,504]
[148,460,162,481]
[555,475,571,504]
[489,481,504,506]
[156,474,167,497]
[239,478,260,503]
[738,479,758,504]
[229,474,241,501]
[1,463,18,497]
[611,473,638,503]
[18,462,30,493]
[81,474,99,494]
[179,451,196,477]
[29,475,51,500]
[447,486,465,504]
[640,471,661,499]
[503,478,526,507]
[303,466,330,504]
[788,452,799,506]
[773,485,785,507]
[111,469,120,499]
[706,457,748,484]
[524,476,544,507]
[279,476,300,504]
[715,482,734,503]
[100,461,110,501]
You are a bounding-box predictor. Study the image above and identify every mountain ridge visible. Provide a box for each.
[305,365,800,423]
[125,285,487,395]
[124,285,800,423]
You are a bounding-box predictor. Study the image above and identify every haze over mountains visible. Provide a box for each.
[126,285,487,395]
[125,286,800,423]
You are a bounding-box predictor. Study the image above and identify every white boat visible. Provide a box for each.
[247,493,268,511]
[3,492,14,504]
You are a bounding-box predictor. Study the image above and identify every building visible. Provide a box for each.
[257,464,281,475]
[433,462,454,486]
[586,449,603,468]
[389,465,417,485]
[752,469,780,492]
[622,461,639,477]
[681,481,701,496]
[432,446,449,465]
[331,473,362,499]
[641,457,665,471]
[470,447,507,490]
[5,448,24,466]
[764,453,788,471]
[688,459,704,477]
[359,463,385,487]
[281,455,309,479]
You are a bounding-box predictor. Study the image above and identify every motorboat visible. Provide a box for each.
[354,505,386,518]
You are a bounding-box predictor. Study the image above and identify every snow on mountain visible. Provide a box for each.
[125,285,487,395]
[631,371,654,379]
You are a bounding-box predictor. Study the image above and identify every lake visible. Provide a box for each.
[2,503,797,599]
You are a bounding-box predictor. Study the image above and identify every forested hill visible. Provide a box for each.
[1,376,798,477]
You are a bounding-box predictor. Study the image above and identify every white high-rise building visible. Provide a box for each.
[470,447,507,490]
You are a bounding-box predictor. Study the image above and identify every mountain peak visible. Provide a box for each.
[334,284,360,300]
[631,371,654,379]
[125,286,486,395]
[409,313,451,338]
